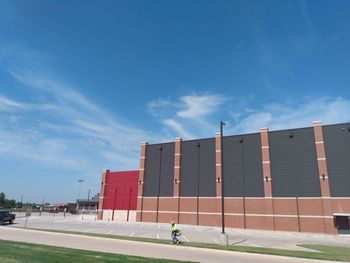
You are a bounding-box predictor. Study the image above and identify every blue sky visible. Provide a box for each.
[1,0,350,203]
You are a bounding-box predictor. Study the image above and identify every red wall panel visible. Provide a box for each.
[103,170,139,210]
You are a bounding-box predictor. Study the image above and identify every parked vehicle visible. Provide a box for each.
[0,210,15,224]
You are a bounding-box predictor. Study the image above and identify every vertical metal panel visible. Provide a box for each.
[103,171,139,210]
[180,138,216,197]
[269,130,293,197]
[223,133,264,197]
[180,140,197,197]
[270,128,321,197]
[199,138,216,197]
[242,133,264,196]
[323,123,350,197]
[160,143,175,196]
[293,128,321,197]
[143,143,174,197]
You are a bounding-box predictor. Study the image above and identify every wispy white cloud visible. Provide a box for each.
[0,95,25,111]
[149,94,350,139]
[177,94,226,119]
[0,68,150,174]
[229,97,350,134]
[147,93,227,139]
[147,98,173,117]
[162,118,195,139]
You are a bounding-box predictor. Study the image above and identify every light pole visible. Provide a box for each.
[40,197,44,216]
[239,137,247,229]
[195,142,200,226]
[288,132,301,232]
[220,121,225,234]
[77,179,84,199]
[220,121,228,245]
[19,194,23,214]
[77,179,84,212]
[127,188,132,222]
[87,189,91,213]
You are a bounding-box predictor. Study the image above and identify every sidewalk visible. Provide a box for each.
[10,213,350,251]
[0,227,339,263]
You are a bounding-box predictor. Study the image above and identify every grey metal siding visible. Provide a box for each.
[323,123,350,197]
[180,138,216,197]
[270,128,321,197]
[223,133,264,197]
[143,143,174,197]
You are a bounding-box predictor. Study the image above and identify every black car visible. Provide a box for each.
[0,211,15,224]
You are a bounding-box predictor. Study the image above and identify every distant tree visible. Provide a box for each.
[0,192,6,207]
[6,199,16,209]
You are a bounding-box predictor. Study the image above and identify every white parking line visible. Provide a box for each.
[107,230,113,234]
[182,236,189,242]
[157,234,159,239]
[212,238,219,243]
[129,232,135,237]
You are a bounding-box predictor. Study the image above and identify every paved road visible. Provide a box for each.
[10,213,350,252]
[0,227,339,263]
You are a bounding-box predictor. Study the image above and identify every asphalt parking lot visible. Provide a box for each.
[7,212,350,251]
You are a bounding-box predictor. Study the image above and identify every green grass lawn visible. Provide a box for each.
[28,228,350,262]
[0,240,194,263]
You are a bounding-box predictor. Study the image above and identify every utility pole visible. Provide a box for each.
[220,121,228,245]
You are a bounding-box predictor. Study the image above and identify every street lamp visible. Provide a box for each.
[220,121,228,246]
[87,189,91,213]
[77,179,84,199]
[239,137,247,229]
[194,142,200,225]
[77,179,84,212]
[19,194,23,214]
[287,132,301,232]
[220,121,225,234]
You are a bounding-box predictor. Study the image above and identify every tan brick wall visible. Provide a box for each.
[300,217,325,233]
[246,216,274,231]
[158,198,178,212]
[179,198,197,212]
[274,217,299,232]
[97,169,109,220]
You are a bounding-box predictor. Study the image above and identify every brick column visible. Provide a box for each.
[215,132,222,197]
[260,128,272,197]
[97,169,109,220]
[174,138,182,223]
[313,121,335,234]
[260,128,275,230]
[136,142,148,222]
[215,132,224,227]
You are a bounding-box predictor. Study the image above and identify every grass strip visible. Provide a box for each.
[0,239,193,263]
[27,228,350,262]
